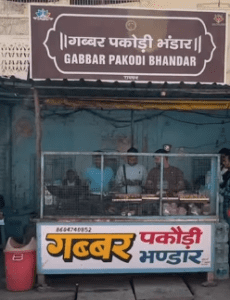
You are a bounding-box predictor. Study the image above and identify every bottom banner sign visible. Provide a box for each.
[37,222,213,274]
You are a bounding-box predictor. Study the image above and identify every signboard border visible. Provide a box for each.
[36,222,215,275]
[29,5,227,84]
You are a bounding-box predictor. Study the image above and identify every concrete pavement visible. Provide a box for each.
[1,249,230,300]
[1,272,230,300]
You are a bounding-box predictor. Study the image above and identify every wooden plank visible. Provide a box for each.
[133,276,194,300]
[77,278,135,300]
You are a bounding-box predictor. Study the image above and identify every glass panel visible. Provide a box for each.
[160,156,214,217]
[42,153,218,218]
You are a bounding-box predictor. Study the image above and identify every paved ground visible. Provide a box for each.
[1,249,230,300]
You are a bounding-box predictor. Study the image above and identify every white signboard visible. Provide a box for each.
[37,222,213,274]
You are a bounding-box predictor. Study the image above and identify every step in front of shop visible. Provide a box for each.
[77,278,135,300]
[77,274,193,300]
[133,275,194,300]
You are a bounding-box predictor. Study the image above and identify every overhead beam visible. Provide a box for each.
[44,98,230,110]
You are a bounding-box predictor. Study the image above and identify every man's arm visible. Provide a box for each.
[105,167,114,191]
[142,166,148,186]
[145,169,155,193]
[115,166,125,188]
[62,178,67,186]
[75,175,82,186]
[175,168,185,192]
[220,177,230,198]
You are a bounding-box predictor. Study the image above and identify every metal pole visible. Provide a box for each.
[100,155,104,214]
[131,110,134,147]
[8,105,13,208]
[34,88,42,217]
[74,283,79,300]
[160,156,164,216]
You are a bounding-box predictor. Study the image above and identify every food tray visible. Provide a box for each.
[142,194,179,201]
[141,194,159,200]
[113,194,142,201]
[112,198,142,202]
[162,197,179,201]
[179,195,209,201]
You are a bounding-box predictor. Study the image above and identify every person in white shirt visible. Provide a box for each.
[115,147,147,194]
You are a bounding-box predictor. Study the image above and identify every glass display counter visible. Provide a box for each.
[36,152,226,281]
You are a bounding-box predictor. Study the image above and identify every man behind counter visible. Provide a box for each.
[84,152,114,215]
[62,169,81,187]
[145,149,185,195]
[115,147,147,194]
[84,152,114,194]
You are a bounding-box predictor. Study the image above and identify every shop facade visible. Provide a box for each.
[0,3,230,284]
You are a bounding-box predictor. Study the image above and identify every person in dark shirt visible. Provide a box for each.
[219,148,229,183]
[0,195,4,210]
[61,169,89,199]
[62,169,81,187]
[219,150,230,225]
[145,149,185,196]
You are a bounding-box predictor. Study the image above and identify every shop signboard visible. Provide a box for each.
[30,6,226,83]
[37,222,213,274]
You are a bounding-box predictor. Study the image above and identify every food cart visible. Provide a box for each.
[36,151,227,282]
[27,4,229,285]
